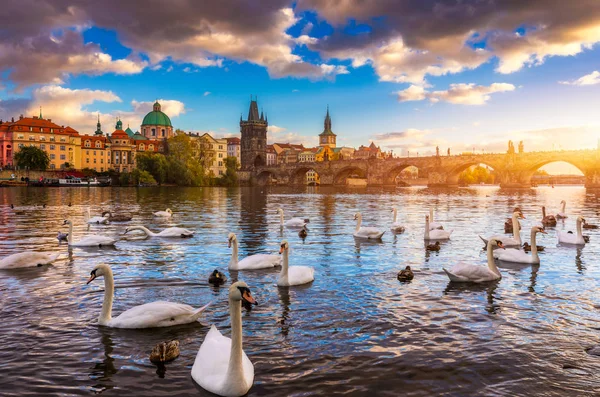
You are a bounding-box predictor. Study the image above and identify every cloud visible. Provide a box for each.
[268,125,287,134]
[371,128,440,154]
[396,83,516,105]
[560,70,600,86]
[373,129,429,141]
[203,91,211,96]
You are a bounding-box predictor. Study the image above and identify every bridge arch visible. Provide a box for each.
[445,161,504,186]
[256,170,280,186]
[334,165,367,185]
[383,163,427,185]
[289,164,327,185]
[520,159,588,186]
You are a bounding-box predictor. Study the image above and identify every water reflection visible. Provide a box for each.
[89,328,118,394]
[277,287,291,337]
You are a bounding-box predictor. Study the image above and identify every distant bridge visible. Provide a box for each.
[249,149,600,188]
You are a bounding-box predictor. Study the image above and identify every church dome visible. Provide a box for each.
[141,101,172,127]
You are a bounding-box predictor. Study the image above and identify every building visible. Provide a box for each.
[266,144,277,165]
[196,133,228,176]
[140,101,173,139]
[332,146,355,160]
[272,143,304,164]
[298,148,318,162]
[306,170,320,185]
[240,98,268,169]
[0,120,13,168]
[355,142,384,159]
[319,107,336,148]
[227,137,241,168]
[315,145,334,161]
[109,119,135,173]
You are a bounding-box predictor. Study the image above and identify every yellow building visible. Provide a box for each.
[193,133,228,176]
[315,145,335,161]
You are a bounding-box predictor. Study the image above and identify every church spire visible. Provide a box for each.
[39,106,43,119]
[324,105,332,133]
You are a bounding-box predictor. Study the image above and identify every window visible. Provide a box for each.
[50,154,55,159]
[152,128,156,136]
[161,129,165,137]
[50,144,55,150]
[148,144,154,151]
[60,145,65,151]
[218,161,223,167]
[139,144,145,151]
[29,127,32,132]
[95,141,101,148]
[18,143,24,148]
[93,158,97,164]
[40,128,43,132]
[40,144,45,150]
[40,136,45,141]
[115,159,120,164]
[60,137,66,142]
[85,141,90,147]
[93,150,96,156]
[86,150,89,155]
[100,159,103,164]
[17,134,24,139]
[86,158,90,163]
[50,136,55,142]
[219,145,223,150]
[219,170,223,175]
[218,153,223,158]
[50,164,55,169]
[60,154,66,160]
[50,128,53,133]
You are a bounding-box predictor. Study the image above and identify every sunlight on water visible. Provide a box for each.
[1,186,600,396]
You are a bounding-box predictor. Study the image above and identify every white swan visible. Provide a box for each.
[276,208,308,228]
[228,233,281,270]
[87,264,210,328]
[86,208,109,224]
[124,225,194,238]
[390,207,406,234]
[443,239,504,282]
[479,210,524,247]
[424,215,452,240]
[191,282,256,397]
[353,212,385,239]
[428,208,444,230]
[277,240,315,287]
[496,226,547,264]
[154,208,173,218]
[63,220,116,247]
[556,200,568,219]
[0,252,60,269]
[557,216,586,245]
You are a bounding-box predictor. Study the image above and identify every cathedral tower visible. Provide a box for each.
[240,97,268,169]
[319,106,336,148]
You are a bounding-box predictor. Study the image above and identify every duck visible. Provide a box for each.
[583,222,598,229]
[397,266,414,282]
[86,264,210,328]
[496,226,547,264]
[556,200,568,219]
[557,216,586,245]
[428,208,444,230]
[522,242,545,252]
[85,208,109,224]
[504,207,522,233]
[154,208,173,218]
[57,231,69,243]
[424,215,452,240]
[0,252,60,270]
[63,220,116,247]
[102,211,133,222]
[298,225,308,239]
[192,282,257,397]
[479,210,524,247]
[277,240,315,286]
[353,212,385,239]
[150,340,180,363]
[228,233,281,270]
[541,206,557,227]
[426,241,441,251]
[443,239,504,283]
[276,208,308,228]
[124,225,194,238]
[208,269,227,286]
[390,207,406,233]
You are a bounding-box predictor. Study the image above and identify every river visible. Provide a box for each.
[1,186,600,396]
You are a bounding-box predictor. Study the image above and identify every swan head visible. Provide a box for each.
[63,219,72,225]
[86,264,111,284]
[230,281,257,306]
[228,232,237,248]
[532,226,547,234]
[391,207,396,212]
[279,240,289,254]
[166,209,172,214]
[353,212,361,220]
[102,211,110,217]
[490,239,505,249]
[560,200,566,205]
[276,208,283,214]
[577,216,586,225]
[425,214,430,221]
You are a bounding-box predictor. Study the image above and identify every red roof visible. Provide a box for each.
[63,126,80,137]
[111,129,129,138]
[227,137,241,144]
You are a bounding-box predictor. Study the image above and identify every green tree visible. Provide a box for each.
[14,146,50,170]
[219,156,239,186]
[136,152,168,184]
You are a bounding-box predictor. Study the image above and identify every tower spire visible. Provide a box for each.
[39,106,43,119]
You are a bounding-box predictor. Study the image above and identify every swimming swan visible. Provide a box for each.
[63,220,116,247]
[496,226,546,264]
[0,252,60,269]
[557,216,586,245]
[154,208,173,217]
[228,233,281,270]
[276,208,308,228]
[277,240,315,287]
[191,281,257,397]
[479,210,524,247]
[556,200,568,219]
[86,208,109,224]
[86,264,210,328]
[124,225,194,238]
[424,215,452,240]
[353,212,385,239]
[428,208,444,230]
[443,239,505,282]
[390,207,406,234]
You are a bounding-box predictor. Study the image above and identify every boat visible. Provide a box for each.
[58,176,109,187]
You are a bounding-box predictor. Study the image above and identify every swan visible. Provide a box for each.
[86,264,210,328]
[353,212,385,239]
[479,211,524,247]
[390,207,406,234]
[556,200,568,219]
[424,215,452,240]
[443,239,504,282]
[154,208,173,217]
[124,225,194,238]
[557,216,586,245]
[504,207,522,233]
[541,206,557,227]
[496,226,547,264]
[0,252,60,269]
[276,208,308,228]
[102,211,133,222]
[86,208,109,224]
[228,233,281,270]
[63,220,116,247]
[428,208,444,230]
[277,240,315,286]
[191,281,257,397]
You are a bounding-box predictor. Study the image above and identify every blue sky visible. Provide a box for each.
[1,1,600,174]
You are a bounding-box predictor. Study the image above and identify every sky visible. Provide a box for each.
[1,1,600,174]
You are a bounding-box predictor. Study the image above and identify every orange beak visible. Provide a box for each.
[228,240,232,248]
[86,274,97,285]
[242,290,258,305]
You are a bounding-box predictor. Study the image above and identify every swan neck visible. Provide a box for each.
[542,207,546,218]
[531,230,539,260]
[279,211,284,226]
[487,243,501,277]
[392,209,397,223]
[429,208,434,221]
[226,298,244,383]
[100,269,114,325]
[355,215,362,232]
[67,221,73,245]
[561,202,566,212]
[279,248,289,280]
[230,239,239,268]
[137,225,154,237]
[424,217,430,239]
[512,213,521,244]
[577,219,582,238]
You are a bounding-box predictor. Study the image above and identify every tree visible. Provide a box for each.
[219,156,239,186]
[136,152,168,184]
[14,146,50,170]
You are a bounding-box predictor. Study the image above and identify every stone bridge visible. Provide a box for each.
[251,149,600,188]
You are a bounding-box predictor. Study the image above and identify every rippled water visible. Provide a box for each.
[2,186,600,396]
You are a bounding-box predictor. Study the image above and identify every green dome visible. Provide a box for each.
[141,101,172,127]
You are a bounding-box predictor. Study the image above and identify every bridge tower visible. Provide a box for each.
[240,97,268,170]
[319,106,336,148]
